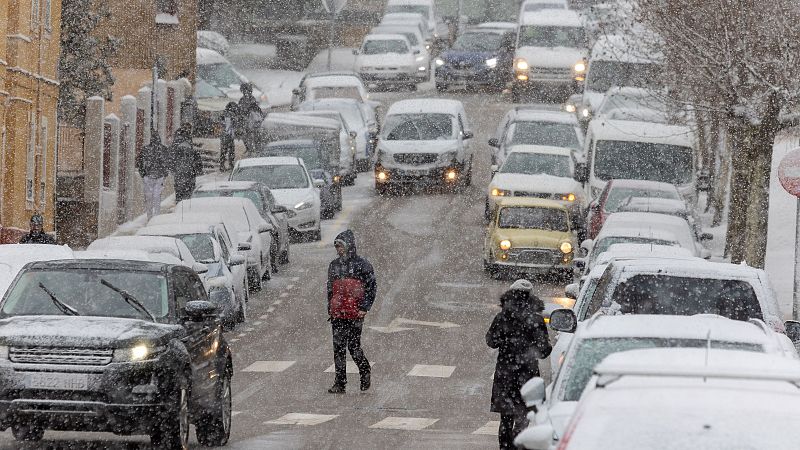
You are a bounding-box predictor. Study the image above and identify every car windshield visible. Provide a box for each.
[192,190,265,216]
[518,25,585,48]
[197,63,241,89]
[587,60,662,93]
[384,113,454,140]
[385,5,429,19]
[232,165,309,189]
[509,122,580,149]
[452,32,503,51]
[498,207,568,231]
[599,93,667,115]
[605,187,679,212]
[260,145,322,170]
[363,40,409,55]
[525,2,566,11]
[195,79,225,98]
[500,152,571,177]
[604,275,763,319]
[561,337,763,401]
[1,269,170,321]
[311,86,362,101]
[594,140,694,185]
[173,233,217,263]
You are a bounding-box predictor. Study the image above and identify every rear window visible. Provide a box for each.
[604,186,679,212]
[602,275,762,320]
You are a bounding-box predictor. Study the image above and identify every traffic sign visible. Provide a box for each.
[778,148,800,197]
[321,0,347,14]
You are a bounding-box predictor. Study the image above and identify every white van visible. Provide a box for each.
[354,34,426,91]
[375,99,474,193]
[584,118,696,203]
[385,0,437,40]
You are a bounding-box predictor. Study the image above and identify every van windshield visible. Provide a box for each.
[197,63,241,89]
[518,25,585,48]
[587,60,662,93]
[509,121,580,149]
[594,140,693,185]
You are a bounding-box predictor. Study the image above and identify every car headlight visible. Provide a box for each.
[573,60,587,73]
[333,175,341,183]
[485,58,498,68]
[560,242,573,254]
[499,239,512,251]
[515,58,529,71]
[564,103,577,113]
[491,188,509,197]
[113,344,164,362]
[561,193,576,202]
[435,58,445,67]
[440,151,457,162]
[294,200,313,211]
[581,107,591,118]
[418,66,427,72]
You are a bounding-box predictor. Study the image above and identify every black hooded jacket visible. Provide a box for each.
[136,135,169,178]
[486,289,551,413]
[327,230,377,315]
[19,232,56,245]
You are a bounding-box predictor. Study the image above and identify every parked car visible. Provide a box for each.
[197,30,230,56]
[87,236,209,284]
[381,12,432,44]
[375,99,474,192]
[435,27,516,92]
[490,107,583,166]
[486,145,587,235]
[0,244,74,299]
[138,219,249,325]
[385,0,438,42]
[290,72,380,128]
[257,139,342,218]
[512,9,588,102]
[519,314,797,449]
[193,78,231,137]
[290,110,360,185]
[231,156,323,241]
[587,178,683,239]
[354,34,427,91]
[0,259,233,447]
[372,24,431,79]
[172,197,273,290]
[297,98,377,171]
[518,348,800,449]
[196,47,268,109]
[483,198,576,279]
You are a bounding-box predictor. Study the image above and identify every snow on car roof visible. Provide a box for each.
[589,119,693,147]
[579,314,776,343]
[613,258,764,282]
[305,76,364,88]
[75,249,185,266]
[387,98,463,115]
[497,197,567,209]
[513,109,578,125]
[262,113,341,131]
[520,9,583,27]
[492,173,578,195]
[476,22,518,32]
[596,226,680,244]
[195,180,262,191]
[196,47,229,66]
[605,211,690,229]
[87,236,185,259]
[609,178,679,192]
[138,223,217,236]
[590,34,663,63]
[236,156,302,168]
[147,212,228,230]
[618,197,688,214]
[265,139,318,148]
[0,244,75,297]
[363,34,410,43]
[602,212,693,247]
[595,243,695,266]
[507,144,573,156]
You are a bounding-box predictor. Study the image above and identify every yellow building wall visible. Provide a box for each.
[2,0,61,233]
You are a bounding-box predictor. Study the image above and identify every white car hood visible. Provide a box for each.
[358,54,414,68]
[380,139,458,154]
[548,401,577,436]
[516,46,587,68]
[272,188,314,208]
[490,173,580,194]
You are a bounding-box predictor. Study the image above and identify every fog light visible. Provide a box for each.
[418,66,427,72]
[377,171,388,182]
[564,104,577,113]
[517,74,528,81]
[500,253,509,260]
[333,175,341,183]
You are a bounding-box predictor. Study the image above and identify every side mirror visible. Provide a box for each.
[574,257,586,271]
[292,88,300,95]
[490,164,499,174]
[700,232,714,242]
[462,130,474,140]
[229,254,246,266]
[413,49,421,55]
[488,138,500,148]
[580,239,593,254]
[185,300,218,322]
[701,248,712,260]
[258,223,273,233]
[349,131,358,139]
[574,163,589,183]
[192,263,209,274]
[368,123,379,134]
[520,377,546,408]
[271,205,288,214]
[785,320,800,344]
[549,308,577,333]
[314,179,325,188]
[237,242,252,252]
[565,282,579,300]
[514,424,555,450]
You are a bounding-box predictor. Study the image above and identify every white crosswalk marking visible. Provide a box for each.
[242,361,296,373]
[266,413,338,426]
[324,361,374,373]
[473,421,500,435]
[369,417,439,431]
[407,364,456,378]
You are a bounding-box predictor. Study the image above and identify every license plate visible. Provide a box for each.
[24,372,89,391]
[405,170,429,177]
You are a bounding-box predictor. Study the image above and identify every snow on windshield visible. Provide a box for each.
[383,113,454,140]
[500,153,571,177]
[518,25,585,48]
[498,207,568,231]
[197,62,240,88]
[509,121,580,149]
[232,165,310,190]
[587,61,662,92]
[594,140,693,185]
[363,40,409,55]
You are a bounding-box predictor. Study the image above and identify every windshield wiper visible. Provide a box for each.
[100,279,156,322]
[38,282,80,316]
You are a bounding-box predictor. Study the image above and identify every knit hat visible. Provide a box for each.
[509,279,534,293]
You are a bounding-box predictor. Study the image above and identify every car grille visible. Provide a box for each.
[508,248,560,265]
[513,191,553,199]
[393,153,439,165]
[10,347,114,366]
[531,67,572,78]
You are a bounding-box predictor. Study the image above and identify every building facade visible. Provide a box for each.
[1,0,61,238]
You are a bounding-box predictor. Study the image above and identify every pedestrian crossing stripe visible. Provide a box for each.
[369,417,439,431]
[324,361,375,373]
[407,364,456,378]
[472,421,500,435]
[265,413,338,426]
[242,361,296,372]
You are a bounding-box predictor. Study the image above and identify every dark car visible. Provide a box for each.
[435,27,516,92]
[0,259,233,448]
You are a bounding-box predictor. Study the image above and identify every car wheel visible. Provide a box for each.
[436,82,447,92]
[237,296,247,323]
[270,240,279,273]
[150,377,190,450]
[409,83,418,92]
[196,365,232,447]
[375,183,388,196]
[279,245,290,264]
[247,268,262,292]
[11,423,44,442]
[484,201,491,222]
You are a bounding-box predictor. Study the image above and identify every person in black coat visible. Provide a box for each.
[487,279,552,450]
[170,125,204,202]
[19,214,56,244]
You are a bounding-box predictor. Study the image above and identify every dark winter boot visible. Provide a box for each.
[327,384,345,394]
[360,372,371,391]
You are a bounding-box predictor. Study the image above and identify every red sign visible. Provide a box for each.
[778,148,800,197]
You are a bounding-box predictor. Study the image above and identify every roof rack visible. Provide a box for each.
[595,366,800,385]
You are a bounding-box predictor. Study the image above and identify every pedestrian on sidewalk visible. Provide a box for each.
[170,124,204,202]
[237,83,263,154]
[136,131,169,219]
[486,279,551,450]
[19,214,56,244]
[220,102,239,171]
[326,229,376,394]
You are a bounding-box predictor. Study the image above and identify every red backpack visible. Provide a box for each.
[330,278,365,319]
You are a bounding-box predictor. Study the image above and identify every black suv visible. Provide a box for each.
[0,259,233,449]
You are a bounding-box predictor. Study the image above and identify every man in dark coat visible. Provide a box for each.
[326,229,376,394]
[486,279,552,450]
[219,102,239,171]
[19,214,56,244]
[237,83,263,154]
[136,131,170,219]
[169,125,204,202]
